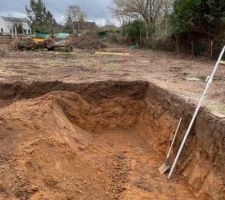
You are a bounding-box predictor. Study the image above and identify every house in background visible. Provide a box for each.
[73,21,97,35]
[0,16,31,36]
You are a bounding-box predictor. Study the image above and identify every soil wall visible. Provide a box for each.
[139,83,225,199]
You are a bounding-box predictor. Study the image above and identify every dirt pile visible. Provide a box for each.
[0,90,142,199]
[70,34,106,50]
[0,82,146,200]
[0,81,224,200]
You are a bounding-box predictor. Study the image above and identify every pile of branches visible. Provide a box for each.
[12,38,50,51]
[12,37,73,52]
[69,34,106,50]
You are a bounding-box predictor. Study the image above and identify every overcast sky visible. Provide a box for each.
[0,0,114,26]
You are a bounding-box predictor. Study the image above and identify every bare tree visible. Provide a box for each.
[110,0,174,38]
[65,5,86,34]
[111,0,173,22]
[66,5,84,22]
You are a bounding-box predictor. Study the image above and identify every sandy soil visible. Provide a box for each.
[1,44,225,116]
[0,89,196,200]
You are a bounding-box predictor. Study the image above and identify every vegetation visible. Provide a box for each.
[64,15,74,34]
[121,20,153,42]
[26,0,57,33]
[64,5,86,34]
[110,0,173,39]
[110,0,225,56]
[172,0,225,38]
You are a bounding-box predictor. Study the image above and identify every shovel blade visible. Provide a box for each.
[159,162,170,174]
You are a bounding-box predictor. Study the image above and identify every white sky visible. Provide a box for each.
[0,0,116,26]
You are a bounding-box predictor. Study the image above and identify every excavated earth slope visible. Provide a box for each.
[0,81,224,200]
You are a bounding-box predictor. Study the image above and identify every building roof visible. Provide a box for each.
[1,17,29,24]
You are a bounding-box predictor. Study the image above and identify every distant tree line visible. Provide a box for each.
[111,0,225,56]
[26,0,86,34]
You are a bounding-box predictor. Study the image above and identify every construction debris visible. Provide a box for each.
[185,77,201,82]
[95,52,130,56]
[12,36,73,52]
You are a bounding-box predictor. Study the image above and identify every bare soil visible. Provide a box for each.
[0,82,195,200]
[0,44,224,200]
[1,44,225,116]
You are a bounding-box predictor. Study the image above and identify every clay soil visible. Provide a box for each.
[0,81,197,200]
[0,44,224,199]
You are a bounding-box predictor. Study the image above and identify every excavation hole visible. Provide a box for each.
[0,81,223,200]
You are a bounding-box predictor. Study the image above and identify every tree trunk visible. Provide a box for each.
[210,40,213,57]
[145,22,149,40]
[140,26,142,48]
[15,26,18,39]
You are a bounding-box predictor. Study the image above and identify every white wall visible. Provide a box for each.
[0,17,13,34]
[22,22,31,34]
[0,17,9,34]
[0,17,4,33]
[5,21,12,33]
[0,17,31,35]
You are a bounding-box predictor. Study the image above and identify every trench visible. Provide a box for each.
[0,81,224,200]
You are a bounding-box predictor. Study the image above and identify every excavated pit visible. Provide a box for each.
[0,81,224,200]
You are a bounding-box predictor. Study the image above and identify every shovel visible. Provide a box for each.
[159,118,182,174]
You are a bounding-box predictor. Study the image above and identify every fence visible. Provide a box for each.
[140,33,225,58]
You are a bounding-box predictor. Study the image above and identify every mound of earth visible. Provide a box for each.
[0,90,139,199]
[70,34,106,50]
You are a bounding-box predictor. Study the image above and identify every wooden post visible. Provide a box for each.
[139,26,142,48]
[210,40,213,57]
[145,22,149,40]
[122,47,125,68]
[158,22,161,40]
[176,33,179,54]
[191,41,194,56]
[165,19,168,36]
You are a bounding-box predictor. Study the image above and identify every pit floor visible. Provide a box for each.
[87,129,196,200]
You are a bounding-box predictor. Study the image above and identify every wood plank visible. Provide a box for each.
[95,52,130,56]
[220,61,225,65]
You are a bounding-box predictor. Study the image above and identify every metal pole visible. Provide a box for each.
[168,46,225,179]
